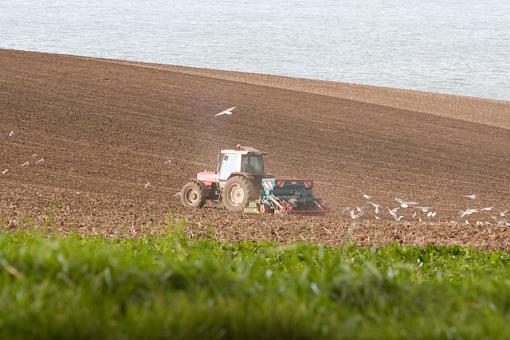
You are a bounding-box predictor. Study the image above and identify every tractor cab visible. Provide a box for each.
[218,145,266,185]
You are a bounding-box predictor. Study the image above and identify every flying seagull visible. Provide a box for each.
[21,161,29,168]
[214,106,237,117]
[463,194,477,200]
[460,208,478,218]
[395,198,418,208]
[368,202,381,214]
[1,169,7,175]
[144,181,150,189]
[164,160,172,165]
[362,193,372,200]
[350,209,363,220]
[35,158,44,165]
[8,131,13,137]
[388,208,403,221]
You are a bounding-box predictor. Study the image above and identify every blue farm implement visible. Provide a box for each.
[259,178,328,215]
[180,145,328,215]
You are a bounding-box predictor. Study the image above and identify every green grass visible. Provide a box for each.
[1,224,510,339]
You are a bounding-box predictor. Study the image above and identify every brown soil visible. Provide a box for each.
[1,49,509,250]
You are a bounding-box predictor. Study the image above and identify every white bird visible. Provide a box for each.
[35,158,44,165]
[368,202,381,214]
[460,208,478,218]
[500,210,508,217]
[427,211,437,218]
[144,181,150,189]
[350,209,363,220]
[463,194,477,200]
[21,161,29,168]
[214,106,237,117]
[395,198,418,208]
[174,192,181,197]
[341,207,351,215]
[491,215,507,225]
[8,130,13,137]
[31,154,37,158]
[1,169,7,175]
[412,211,417,219]
[164,160,172,165]
[362,193,372,200]
[417,207,432,213]
[388,208,403,221]
[481,207,493,212]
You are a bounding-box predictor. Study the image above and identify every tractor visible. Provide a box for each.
[180,145,328,215]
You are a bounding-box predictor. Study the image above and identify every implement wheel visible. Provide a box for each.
[259,203,273,214]
[222,176,259,212]
[180,181,206,208]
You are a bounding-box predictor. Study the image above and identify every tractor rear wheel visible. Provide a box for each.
[222,176,259,212]
[180,181,206,208]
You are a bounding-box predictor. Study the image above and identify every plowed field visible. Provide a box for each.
[1,49,509,249]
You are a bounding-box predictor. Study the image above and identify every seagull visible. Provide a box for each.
[368,202,381,214]
[214,106,237,117]
[21,161,29,168]
[460,208,478,218]
[1,169,7,175]
[164,160,172,165]
[144,181,150,189]
[350,209,363,220]
[362,193,372,200]
[481,207,493,212]
[31,154,37,158]
[174,192,181,198]
[463,194,477,200]
[341,207,351,215]
[395,198,418,208]
[427,211,437,218]
[500,210,508,217]
[388,208,403,221]
[8,130,13,137]
[417,207,432,213]
[491,215,507,225]
[35,158,44,165]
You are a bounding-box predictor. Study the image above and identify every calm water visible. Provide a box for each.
[1,0,509,100]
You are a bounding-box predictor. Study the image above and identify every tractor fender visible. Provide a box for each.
[185,179,209,196]
[227,172,260,182]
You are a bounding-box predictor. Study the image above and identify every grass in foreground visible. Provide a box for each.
[1,224,510,339]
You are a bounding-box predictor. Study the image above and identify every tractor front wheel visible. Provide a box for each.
[180,181,206,208]
[222,176,259,212]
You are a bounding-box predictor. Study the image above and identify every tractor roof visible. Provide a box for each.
[221,145,266,155]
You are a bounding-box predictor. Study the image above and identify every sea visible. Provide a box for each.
[1,0,509,100]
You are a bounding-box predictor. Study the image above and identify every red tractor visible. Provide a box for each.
[180,145,328,215]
